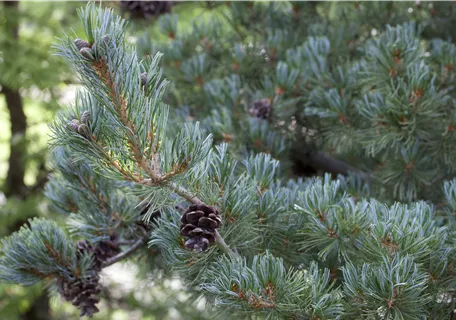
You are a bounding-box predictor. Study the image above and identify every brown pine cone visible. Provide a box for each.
[57,238,121,317]
[120,1,173,20]
[93,238,121,267]
[76,238,120,270]
[250,98,272,120]
[76,239,94,259]
[58,240,101,317]
[180,204,222,252]
[57,273,101,317]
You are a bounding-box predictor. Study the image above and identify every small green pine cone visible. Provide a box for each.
[101,34,110,45]
[68,119,81,132]
[74,38,90,50]
[81,110,91,124]
[77,123,89,138]
[140,72,148,86]
[80,47,95,60]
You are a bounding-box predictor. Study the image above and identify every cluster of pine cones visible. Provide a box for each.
[120,1,173,20]
[58,201,221,316]
[57,238,121,317]
[68,110,91,139]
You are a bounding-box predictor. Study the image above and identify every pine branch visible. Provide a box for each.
[102,237,146,268]
[91,58,163,180]
[310,152,369,179]
[214,230,238,259]
[292,143,371,180]
[0,218,82,285]
[36,3,456,318]
[167,181,204,205]
[92,56,207,207]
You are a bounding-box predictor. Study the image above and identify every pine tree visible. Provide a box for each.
[134,1,456,203]
[0,3,455,319]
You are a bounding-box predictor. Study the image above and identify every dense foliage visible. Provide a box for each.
[136,1,456,203]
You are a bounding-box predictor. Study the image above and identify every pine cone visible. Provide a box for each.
[76,239,94,258]
[68,113,92,139]
[180,204,221,252]
[57,273,101,317]
[57,240,101,317]
[81,110,91,124]
[101,34,110,45]
[120,1,172,20]
[77,123,89,137]
[93,238,121,267]
[140,72,148,86]
[80,47,95,60]
[78,238,121,269]
[57,239,121,317]
[250,98,272,120]
[68,119,80,132]
[74,38,90,50]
